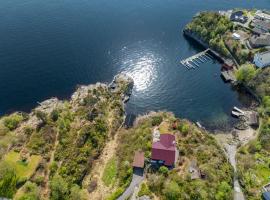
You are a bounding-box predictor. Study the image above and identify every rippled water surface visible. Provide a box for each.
[0,0,269,129]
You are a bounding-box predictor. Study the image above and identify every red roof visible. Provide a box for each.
[132,151,145,168]
[151,134,176,166]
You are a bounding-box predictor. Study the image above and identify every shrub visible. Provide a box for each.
[159,166,169,176]
[50,109,60,122]
[0,123,9,136]
[152,116,162,126]
[33,175,44,186]
[24,126,34,136]
[49,162,58,176]
[3,113,24,130]
[148,174,165,194]
[215,181,232,200]
[178,122,189,135]
[162,181,181,200]
[138,183,151,197]
[236,64,257,83]
[35,110,47,124]
[49,175,68,200]
[17,181,39,200]
[0,162,17,198]
[70,184,88,200]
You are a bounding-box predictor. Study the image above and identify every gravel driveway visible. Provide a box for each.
[117,168,144,200]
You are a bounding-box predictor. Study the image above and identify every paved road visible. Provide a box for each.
[118,168,144,200]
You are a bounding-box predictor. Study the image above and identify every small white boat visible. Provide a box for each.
[233,106,245,115]
[196,122,202,128]
[231,111,244,118]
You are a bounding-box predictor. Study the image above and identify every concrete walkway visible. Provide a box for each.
[118,168,144,200]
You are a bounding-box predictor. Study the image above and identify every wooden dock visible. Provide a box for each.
[221,71,236,82]
[180,49,213,70]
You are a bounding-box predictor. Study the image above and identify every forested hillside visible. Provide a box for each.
[0,74,133,200]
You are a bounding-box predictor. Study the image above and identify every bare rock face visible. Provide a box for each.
[35,98,63,115]
[110,73,134,101]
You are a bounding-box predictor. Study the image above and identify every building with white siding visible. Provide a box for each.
[253,51,270,68]
[255,10,270,21]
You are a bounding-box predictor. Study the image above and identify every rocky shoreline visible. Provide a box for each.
[34,73,134,116]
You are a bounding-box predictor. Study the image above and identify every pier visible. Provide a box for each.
[180,49,213,70]
[221,70,236,83]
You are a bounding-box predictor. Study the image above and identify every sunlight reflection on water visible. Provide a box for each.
[120,43,160,92]
[123,54,158,91]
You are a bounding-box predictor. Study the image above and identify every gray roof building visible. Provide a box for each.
[249,34,270,48]
[252,19,270,34]
[255,10,270,21]
[230,10,248,23]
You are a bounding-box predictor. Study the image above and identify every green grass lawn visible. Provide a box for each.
[4,151,41,179]
[102,157,117,186]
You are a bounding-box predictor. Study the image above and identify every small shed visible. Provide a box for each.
[132,151,145,169]
[249,112,259,127]
[222,59,234,71]
[232,33,241,40]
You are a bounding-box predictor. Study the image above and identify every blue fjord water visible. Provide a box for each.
[0,0,269,130]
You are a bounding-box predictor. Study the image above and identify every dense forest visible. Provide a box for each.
[185,11,256,64]
[185,12,233,57]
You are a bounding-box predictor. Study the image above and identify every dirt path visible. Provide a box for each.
[83,133,119,199]
[43,130,59,198]
[225,144,245,200]
[215,127,257,200]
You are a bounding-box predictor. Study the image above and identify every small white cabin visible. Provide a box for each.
[232,33,241,40]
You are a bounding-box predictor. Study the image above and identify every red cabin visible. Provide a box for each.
[151,134,177,166]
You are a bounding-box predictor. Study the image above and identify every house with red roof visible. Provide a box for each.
[151,133,177,167]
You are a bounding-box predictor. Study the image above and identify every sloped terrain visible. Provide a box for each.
[0,74,133,200]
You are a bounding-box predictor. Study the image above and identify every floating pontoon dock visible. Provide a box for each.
[180,49,213,70]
